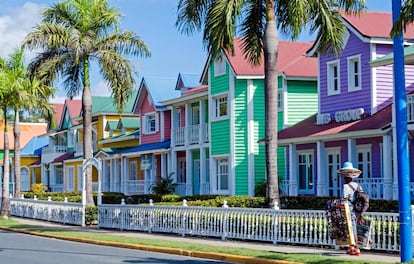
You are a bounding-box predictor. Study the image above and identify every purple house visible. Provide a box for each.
[278,11,414,200]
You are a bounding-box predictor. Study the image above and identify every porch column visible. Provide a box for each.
[347,138,356,165]
[161,153,167,179]
[392,127,399,199]
[288,144,298,196]
[316,141,328,196]
[122,157,127,194]
[185,103,190,146]
[383,134,393,200]
[185,149,192,196]
[200,147,206,194]
[109,159,114,191]
[171,150,177,183]
[199,100,205,142]
[171,107,176,146]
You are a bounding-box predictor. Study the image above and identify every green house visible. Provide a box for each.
[202,38,318,196]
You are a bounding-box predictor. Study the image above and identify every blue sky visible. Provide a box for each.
[0,0,391,103]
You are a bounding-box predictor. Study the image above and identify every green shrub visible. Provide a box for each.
[85,206,98,225]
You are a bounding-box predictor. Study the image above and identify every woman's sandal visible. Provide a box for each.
[347,246,361,256]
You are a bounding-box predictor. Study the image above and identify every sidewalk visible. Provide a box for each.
[6,217,401,264]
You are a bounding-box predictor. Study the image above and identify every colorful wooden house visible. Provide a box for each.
[194,38,317,196]
[130,77,179,194]
[160,73,209,195]
[278,11,414,200]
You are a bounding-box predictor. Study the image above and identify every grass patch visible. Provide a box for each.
[0,218,398,264]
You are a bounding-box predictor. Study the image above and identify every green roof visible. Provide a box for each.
[105,121,119,131]
[118,117,140,129]
[370,45,414,67]
[91,89,137,113]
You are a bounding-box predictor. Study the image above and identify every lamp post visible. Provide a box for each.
[392,0,412,262]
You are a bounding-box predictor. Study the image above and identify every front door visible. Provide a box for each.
[327,149,341,197]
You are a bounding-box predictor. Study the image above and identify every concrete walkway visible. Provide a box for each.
[5,217,401,264]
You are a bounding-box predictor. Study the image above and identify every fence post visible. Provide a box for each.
[222,201,228,240]
[182,200,187,237]
[148,199,154,234]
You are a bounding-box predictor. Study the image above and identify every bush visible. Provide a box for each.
[85,206,98,225]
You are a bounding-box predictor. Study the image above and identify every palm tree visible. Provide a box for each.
[176,0,366,207]
[6,49,56,198]
[0,51,22,218]
[23,0,150,206]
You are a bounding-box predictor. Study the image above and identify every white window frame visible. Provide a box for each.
[357,144,372,179]
[327,60,340,96]
[143,112,159,134]
[347,54,362,91]
[214,55,226,76]
[278,90,283,112]
[214,156,230,194]
[77,165,83,192]
[408,95,414,122]
[297,150,314,194]
[212,93,229,120]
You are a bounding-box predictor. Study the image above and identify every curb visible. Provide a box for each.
[0,226,301,264]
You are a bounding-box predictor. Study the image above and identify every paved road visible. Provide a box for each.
[0,229,231,264]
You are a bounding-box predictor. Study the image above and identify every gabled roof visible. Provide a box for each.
[134,77,180,112]
[91,90,137,114]
[105,120,119,131]
[202,38,317,79]
[175,73,201,90]
[53,103,64,127]
[308,11,414,56]
[340,11,414,40]
[278,105,392,145]
[65,99,82,124]
[118,117,139,129]
[20,135,49,156]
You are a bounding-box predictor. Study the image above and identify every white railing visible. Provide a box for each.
[126,180,145,195]
[10,197,84,226]
[202,123,209,142]
[98,204,401,252]
[354,178,384,199]
[174,127,185,146]
[189,124,200,144]
[42,145,67,154]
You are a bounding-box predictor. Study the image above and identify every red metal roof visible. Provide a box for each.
[183,85,208,95]
[224,38,317,78]
[51,152,74,163]
[65,99,82,125]
[278,105,392,143]
[53,103,64,126]
[341,11,414,39]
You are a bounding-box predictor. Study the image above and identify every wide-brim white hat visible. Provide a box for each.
[338,161,361,178]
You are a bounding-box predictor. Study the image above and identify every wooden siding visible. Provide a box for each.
[234,78,249,195]
[286,80,318,126]
[210,62,229,95]
[253,80,266,192]
[163,110,172,141]
[210,120,230,155]
[319,32,372,115]
[140,96,161,144]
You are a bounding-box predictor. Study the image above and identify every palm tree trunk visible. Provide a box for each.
[264,0,280,208]
[83,59,95,206]
[1,109,10,218]
[13,110,21,198]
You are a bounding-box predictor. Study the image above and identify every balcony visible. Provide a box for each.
[173,123,209,147]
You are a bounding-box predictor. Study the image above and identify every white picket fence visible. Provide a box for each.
[10,197,84,226]
[98,203,401,252]
[6,197,404,253]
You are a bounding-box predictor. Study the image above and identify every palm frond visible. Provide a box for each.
[96,31,151,58]
[239,0,266,66]
[176,0,211,36]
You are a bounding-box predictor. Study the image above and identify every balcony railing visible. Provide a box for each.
[173,123,209,146]
[42,145,67,154]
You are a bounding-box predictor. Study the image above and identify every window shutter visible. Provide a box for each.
[155,112,159,132]
[142,115,147,134]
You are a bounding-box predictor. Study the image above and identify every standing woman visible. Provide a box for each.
[338,161,362,256]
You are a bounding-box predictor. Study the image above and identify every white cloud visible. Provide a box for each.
[91,80,112,96]
[0,3,43,58]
